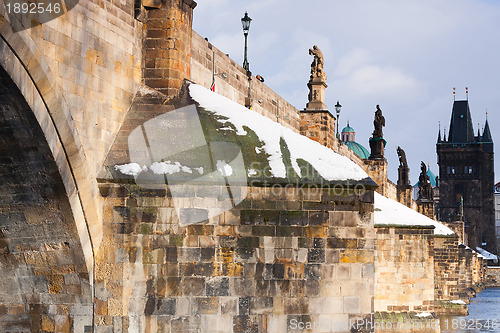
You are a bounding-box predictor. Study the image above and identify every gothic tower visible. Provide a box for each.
[436,99,495,253]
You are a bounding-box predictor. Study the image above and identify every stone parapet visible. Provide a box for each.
[374,226,435,314]
[96,181,375,331]
[485,266,500,287]
[190,32,300,132]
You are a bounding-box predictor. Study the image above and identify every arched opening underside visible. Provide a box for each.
[0,13,103,268]
[0,65,92,331]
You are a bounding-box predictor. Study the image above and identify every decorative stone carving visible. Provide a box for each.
[305,45,328,111]
[309,45,326,80]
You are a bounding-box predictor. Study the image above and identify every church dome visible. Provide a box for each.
[342,125,355,133]
[341,122,370,159]
[345,141,370,159]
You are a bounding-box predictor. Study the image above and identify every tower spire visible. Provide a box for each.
[438,121,442,143]
[482,116,493,142]
[443,126,447,142]
[453,87,456,101]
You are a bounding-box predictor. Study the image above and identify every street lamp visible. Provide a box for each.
[335,101,342,139]
[241,11,252,71]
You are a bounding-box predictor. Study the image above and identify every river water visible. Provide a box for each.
[440,288,500,333]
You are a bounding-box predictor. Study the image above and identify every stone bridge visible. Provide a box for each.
[0,0,487,332]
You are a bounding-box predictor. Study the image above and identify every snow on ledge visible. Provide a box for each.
[188,83,368,182]
[476,247,499,261]
[374,193,454,236]
[450,300,466,305]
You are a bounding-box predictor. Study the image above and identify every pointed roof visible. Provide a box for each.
[448,100,474,143]
[437,126,442,143]
[482,119,493,142]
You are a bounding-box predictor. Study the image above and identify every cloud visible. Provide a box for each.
[335,48,371,77]
[344,65,419,97]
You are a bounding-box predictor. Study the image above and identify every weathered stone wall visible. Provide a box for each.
[365,159,388,196]
[374,227,435,313]
[190,32,300,133]
[96,182,375,331]
[441,221,465,243]
[385,180,397,201]
[434,237,462,302]
[143,0,196,97]
[299,110,335,148]
[459,246,474,297]
[485,266,500,287]
[0,0,143,256]
[0,64,92,332]
[1,0,142,179]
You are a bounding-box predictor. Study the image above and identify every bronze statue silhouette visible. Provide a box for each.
[397,146,408,168]
[372,105,385,138]
[418,161,433,200]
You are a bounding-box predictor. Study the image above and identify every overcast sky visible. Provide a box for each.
[192,0,500,184]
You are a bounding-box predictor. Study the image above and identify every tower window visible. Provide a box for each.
[451,167,455,174]
[469,166,473,174]
[464,166,468,174]
[447,166,450,174]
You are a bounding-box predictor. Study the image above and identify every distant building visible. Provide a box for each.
[436,99,495,253]
[496,182,500,252]
[341,122,370,159]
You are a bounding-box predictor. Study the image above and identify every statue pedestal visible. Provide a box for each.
[397,166,410,187]
[305,77,328,110]
[417,198,435,219]
[397,185,413,208]
[369,137,386,159]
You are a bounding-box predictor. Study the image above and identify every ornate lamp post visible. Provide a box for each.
[241,12,252,71]
[335,101,342,139]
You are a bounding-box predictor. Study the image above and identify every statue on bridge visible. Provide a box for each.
[305,45,328,110]
[372,105,385,139]
[418,161,433,200]
[397,146,410,187]
[368,105,386,159]
[309,45,325,80]
[397,146,408,168]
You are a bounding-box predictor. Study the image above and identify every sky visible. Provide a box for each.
[192,0,500,184]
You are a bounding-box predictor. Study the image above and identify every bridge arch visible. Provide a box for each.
[0,14,103,270]
[0,14,103,330]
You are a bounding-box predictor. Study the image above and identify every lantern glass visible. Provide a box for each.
[241,12,252,33]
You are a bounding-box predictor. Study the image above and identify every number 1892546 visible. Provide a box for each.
[6,2,61,14]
